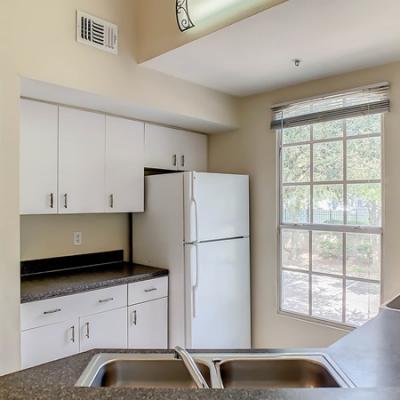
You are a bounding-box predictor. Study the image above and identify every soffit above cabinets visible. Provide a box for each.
[20,77,238,134]
[142,0,400,96]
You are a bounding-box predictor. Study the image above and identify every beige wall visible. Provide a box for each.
[9,0,238,130]
[20,214,130,262]
[0,0,238,375]
[135,0,286,62]
[209,61,400,349]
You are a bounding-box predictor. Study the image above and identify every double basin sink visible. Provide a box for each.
[76,348,354,390]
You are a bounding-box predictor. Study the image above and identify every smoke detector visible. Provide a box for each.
[76,11,118,55]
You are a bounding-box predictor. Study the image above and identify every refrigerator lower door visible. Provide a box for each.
[185,238,251,349]
[184,172,250,243]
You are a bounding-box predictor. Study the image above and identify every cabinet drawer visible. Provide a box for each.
[128,276,168,305]
[21,296,79,331]
[79,285,127,316]
[21,285,127,331]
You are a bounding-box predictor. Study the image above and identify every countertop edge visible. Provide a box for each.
[20,268,168,304]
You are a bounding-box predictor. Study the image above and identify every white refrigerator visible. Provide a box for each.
[132,172,251,349]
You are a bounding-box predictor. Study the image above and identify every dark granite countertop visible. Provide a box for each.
[2,347,400,400]
[328,308,400,387]
[21,262,168,303]
[10,253,400,400]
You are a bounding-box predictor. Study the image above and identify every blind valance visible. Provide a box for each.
[271,82,390,130]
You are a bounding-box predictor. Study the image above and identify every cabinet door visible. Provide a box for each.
[79,308,127,352]
[21,319,78,369]
[128,298,168,349]
[178,130,208,172]
[58,107,105,213]
[105,116,144,212]
[144,124,179,170]
[20,99,58,214]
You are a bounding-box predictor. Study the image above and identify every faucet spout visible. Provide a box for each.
[174,346,209,389]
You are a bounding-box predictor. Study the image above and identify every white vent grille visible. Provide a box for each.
[76,11,118,54]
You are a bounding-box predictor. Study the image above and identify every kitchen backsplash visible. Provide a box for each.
[20,214,130,261]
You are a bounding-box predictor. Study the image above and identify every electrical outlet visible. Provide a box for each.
[73,232,82,246]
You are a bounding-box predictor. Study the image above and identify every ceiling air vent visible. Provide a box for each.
[76,11,118,54]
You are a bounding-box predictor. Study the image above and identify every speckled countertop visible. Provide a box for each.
[2,346,400,400]
[21,262,168,303]
[9,250,400,400]
[2,308,400,399]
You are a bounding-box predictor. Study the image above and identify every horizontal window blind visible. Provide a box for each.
[271,83,390,130]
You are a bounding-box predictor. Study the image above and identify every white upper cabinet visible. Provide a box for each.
[20,99,58,214]
[105,116,144,213]
[144,123,208,172]
[20,99,207,215]
[58,107,106,213]
[144,124,180,170]
[177,129,207,172]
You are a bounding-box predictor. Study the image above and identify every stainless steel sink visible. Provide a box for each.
[76,352,354,390]
[214,355,349,389]
[75,353,213,389]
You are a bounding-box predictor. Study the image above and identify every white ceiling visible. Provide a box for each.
[142,0,400,96]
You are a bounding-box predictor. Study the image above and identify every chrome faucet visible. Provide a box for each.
[174,346,209,389]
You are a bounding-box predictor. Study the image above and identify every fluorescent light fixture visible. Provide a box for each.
[176,0,195,32]
[177,0,274,32]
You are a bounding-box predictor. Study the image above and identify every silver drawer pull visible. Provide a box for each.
[98,297,114,304]
[43,308,62,315]
[144,287,157,293]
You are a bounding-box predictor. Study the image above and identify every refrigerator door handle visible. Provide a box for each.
[190,199,199,243]
[190,244,199,318]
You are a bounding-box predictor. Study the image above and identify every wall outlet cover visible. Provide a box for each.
[73,232,82,246]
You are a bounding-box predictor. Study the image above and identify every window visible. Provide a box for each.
[274,84,389,327]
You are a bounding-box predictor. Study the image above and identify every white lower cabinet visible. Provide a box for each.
[79,308,128,352]
[21,319,79,369]
[128,297,168,349]
[20,279,169,368]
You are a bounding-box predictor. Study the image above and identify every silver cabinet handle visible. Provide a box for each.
[98,297,114,304]
[144,287,157,293]
[50,193,54,209]
[173,154,177,167]
[70,326,75,343]
[132,310,137,325]
[64,193,68,209]
[43,308,61,315]
[85,322,90,339]
[181,155,185,168]
[110,194,114,209]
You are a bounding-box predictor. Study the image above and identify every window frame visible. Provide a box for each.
[277,116,384,329]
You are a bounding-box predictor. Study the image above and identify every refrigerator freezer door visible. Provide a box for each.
[185,238,251,349]
[185,172,250,243]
